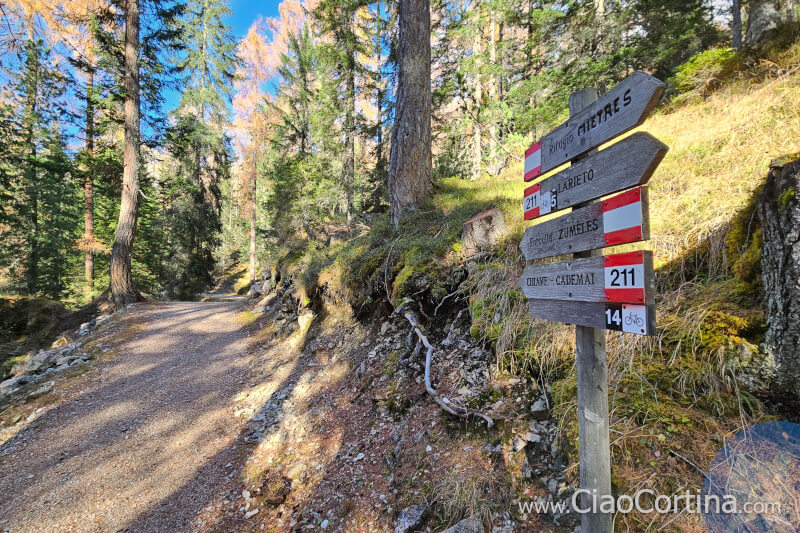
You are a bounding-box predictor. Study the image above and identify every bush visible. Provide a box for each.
[668,47,738,97]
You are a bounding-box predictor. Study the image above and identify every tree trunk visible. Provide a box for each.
[732,0,743,50]
[249,153,257,285]
[758,157,800,403]
[388,0,432,227]
[471,22,482,181]
[23,27,39,295]
[488,11,498,176]
[343,13,356,224]
[84,68,95,292]
[109,0,141,309]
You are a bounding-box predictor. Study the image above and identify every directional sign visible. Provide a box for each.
[524,72,665,181]
[519,251,654,304]
[521,188,649,260]
[522,132,667,220]
[527,300,656,336]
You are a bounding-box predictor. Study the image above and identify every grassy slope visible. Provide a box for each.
[273,37,800,531]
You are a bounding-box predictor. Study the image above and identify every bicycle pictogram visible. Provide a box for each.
[624,313,644,327]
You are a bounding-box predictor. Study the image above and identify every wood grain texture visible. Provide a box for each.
[568,88,614,533]
[526,132,666,218]
[519,251,655,303]
[540,72,664,173]
[527,300,657,336]
[520,188,649,260]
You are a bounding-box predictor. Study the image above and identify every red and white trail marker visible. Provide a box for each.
[519,250,654,304]
[601,188,644,246]
[602,251,649,303]
[520,187,649,260]
[524,141,542,181]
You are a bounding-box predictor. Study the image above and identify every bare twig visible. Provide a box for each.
[434,288,462,316]
[398,307,493,428]
[442,307,469,347]
[666,448,705,477]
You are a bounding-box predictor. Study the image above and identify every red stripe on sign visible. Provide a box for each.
[604,226,642,246]
[605,288,645,303]
[525,140,541,157]
[524,207,540,220]
[603,188,641,211]
[524,183,540,196]
[524,167,542,182]
[604,251,644,268]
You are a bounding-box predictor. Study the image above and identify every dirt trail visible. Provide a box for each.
[0,301,252,533]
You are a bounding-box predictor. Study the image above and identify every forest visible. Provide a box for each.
[0,0,787,305]
[1,0,800,532]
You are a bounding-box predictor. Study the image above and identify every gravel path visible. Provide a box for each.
[0,301,251,533]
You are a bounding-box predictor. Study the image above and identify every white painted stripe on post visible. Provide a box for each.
[603,264,645,289]
[602,201,642,233]
[524,148,541,174]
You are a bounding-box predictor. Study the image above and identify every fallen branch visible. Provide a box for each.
[398,307,494,428]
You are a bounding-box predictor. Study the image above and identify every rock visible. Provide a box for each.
[394,505,428,533]
[441,516,484,533]
[27,381,54,400]
[244,509,259,519]
[758,157,800,400]
[512,436,527,452]
[320,519,329,529]
[249,282,263,299]
[297,311,314,333]
[745,0,784,44]
[242,489,251,500]
[522,456,533,479]
[1,377,22,396]
[55,355,81,367]
[254,294,276,313]
[24,351,56,374]
[461,208,507,257]
[521,431,542,444]
[353,453,365,462]
[482,443,502,454]
[530,398,550,420]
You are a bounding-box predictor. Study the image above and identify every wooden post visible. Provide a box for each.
[570,88,613,532]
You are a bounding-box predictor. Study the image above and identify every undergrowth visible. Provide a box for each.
[254,31,800,531]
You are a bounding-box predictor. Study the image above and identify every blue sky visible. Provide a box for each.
[162,1,279,113]
[226,0,280,40]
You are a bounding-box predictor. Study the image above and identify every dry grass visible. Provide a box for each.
[426,453,508,528]
[646,67,800,276]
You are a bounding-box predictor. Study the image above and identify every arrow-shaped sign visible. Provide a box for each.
[519,251,655,304]
[527,300,656,336]
[522,132,667,220]
[521,188,649,260]
[524,72,665,181]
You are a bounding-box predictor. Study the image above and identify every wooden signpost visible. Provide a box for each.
[520,251,655,304]
[524,72,665,181]
[518,73,667,533]
[522,133,666,219]
[521,187,649,259]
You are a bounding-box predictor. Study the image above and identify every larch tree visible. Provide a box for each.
[388,0,432,227]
